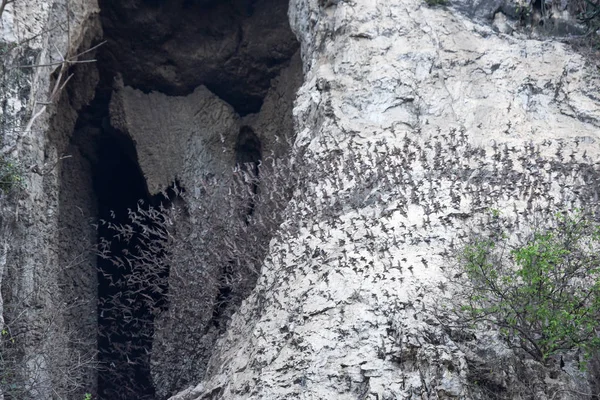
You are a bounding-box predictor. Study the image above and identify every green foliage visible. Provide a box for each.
[0,41,17,56]
[514,3,532,21]
[83,393,92,400]
[456,212,600,363]
[0,155,24,194]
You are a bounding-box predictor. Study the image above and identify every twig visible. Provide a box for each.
[22,38,105,134]
[11,59,98,68]
[8,0,104,142]
[75,40,107,57]
[29,154,72,176]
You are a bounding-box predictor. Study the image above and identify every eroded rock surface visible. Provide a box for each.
[109,84,240,195]
[0,1,102,398]
[171,0,600,399]
[3,0,600,399]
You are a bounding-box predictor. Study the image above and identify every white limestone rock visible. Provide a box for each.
[109,85,240,195]
[172,0,600,399]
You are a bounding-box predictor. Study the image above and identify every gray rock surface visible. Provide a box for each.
[0,1,102,398]
[109,84,240,195]
[171,0,600,399]
[2,0,600,399]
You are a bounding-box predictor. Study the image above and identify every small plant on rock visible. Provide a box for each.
[0,155,23,194]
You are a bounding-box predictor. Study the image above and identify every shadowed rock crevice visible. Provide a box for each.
[236,126,262,173]
[208,126,263,330]
[66,79,172,399]
[99,0,299,115]
[53,0,301,399]
[236,125,262,208]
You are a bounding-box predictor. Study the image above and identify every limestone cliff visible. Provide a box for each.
[172,0,600,399]
[1,0,600,399]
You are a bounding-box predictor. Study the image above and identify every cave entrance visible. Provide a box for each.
[57,0,300,398]
[93,126,162,400]
[68,81,170,399]
[98,0,299,116]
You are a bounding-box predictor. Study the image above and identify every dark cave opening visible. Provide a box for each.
[58,0,299,397]
[93,125,166,400]
[69,78,171,399]
[98,0,299,116]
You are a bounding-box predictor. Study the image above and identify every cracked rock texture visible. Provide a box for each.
[3,0,600,399]
[109,84,240,196]
[172,0,600,399]
[0,0,102,398]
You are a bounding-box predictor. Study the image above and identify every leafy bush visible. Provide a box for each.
[454,211,600,364]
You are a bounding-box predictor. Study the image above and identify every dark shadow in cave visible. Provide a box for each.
[98,0,299,115]
[70,80,170,400]
[94,126,162,400]
[210,126,262,328]
[236,126,262,178]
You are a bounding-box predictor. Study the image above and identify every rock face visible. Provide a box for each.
[109,85,240,196]
[2,0,600,399]
[171,1,600,399]
[0,1,102,398]
[1,0,300,399]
